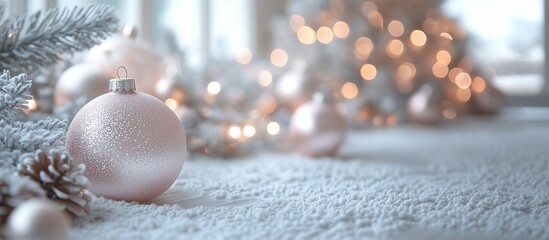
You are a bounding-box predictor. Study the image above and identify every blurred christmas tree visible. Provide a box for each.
[272,0,504,126]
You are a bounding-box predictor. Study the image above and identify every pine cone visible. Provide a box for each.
[18,150,91,217]
[0,174,45,224]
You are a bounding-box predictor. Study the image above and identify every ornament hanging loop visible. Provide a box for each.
[110,66,136,93]
[117,66,128,79]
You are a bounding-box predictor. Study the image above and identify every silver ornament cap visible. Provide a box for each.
[109,66,136,93]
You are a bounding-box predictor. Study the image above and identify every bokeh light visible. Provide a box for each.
[410,30,427,47]
[333,21,350,38]
[297,26,316,44]
[432,61,449,78]
[397,81,413,93]
[367,11,383,28]
[317,26,334,44]
[290,15,305,32]
[442,101,457,119]
[243,125,256,138]
[228,125,242,139]
[258,70,273,87]
[207,81,221,95]
[341,82,359,99]
[455,72,472,89]
[360,64,377,80]
[397,62,416,81]
[235,48,252,65]
[267,121,280,135]
[165,98,178,111]
[386,39,404,58]
[270,49,288,67]
[26,98,37,111]
[472,76,486,93]
[356,37,374,55]
[436,50,451,65]
[388,20,404,37]
[456,88,471,102]
[448,68,463,83]
[440,32,453,40]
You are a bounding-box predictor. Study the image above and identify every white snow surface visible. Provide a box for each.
[71,119,549,239]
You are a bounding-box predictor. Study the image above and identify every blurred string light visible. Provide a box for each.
[436,50,451,65]
[267,121,280,135]
[360,64,377,80]
[455,72,472,89]
[298,26,316,44]
[397,62,416,81]
[355,37,374,55]
[235,48,252,65]
[432,61,449,78]
[207,81,221,95]
[243,124,256,138]
[317,26,334,44]
[24,97,37,113]
[270,49,288,67]
[258,70,273,87]
[228,125,242,139]
[456,88,471,102]
[386,39,404,58]
[440,32,453,40]
[367,11,383,28]
[388,20,404,37]
[290,15,305,32]
[341,82,358,99]
[410,30,427,47]
[332,21,350,38]
[165,98,178,110]
[471,77,486,93]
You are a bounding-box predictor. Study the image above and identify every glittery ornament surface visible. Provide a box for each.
[66,91,186,202]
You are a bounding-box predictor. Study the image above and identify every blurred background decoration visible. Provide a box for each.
[5,0,545,157]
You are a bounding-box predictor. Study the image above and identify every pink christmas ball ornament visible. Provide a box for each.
[289,92,347,157]
[66,67,186,202]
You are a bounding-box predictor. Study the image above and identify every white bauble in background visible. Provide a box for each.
[289,92,347,157]
[86,35,164,95]
[6,199,71,240]
[54,63,110,107]
[408,84,443,124]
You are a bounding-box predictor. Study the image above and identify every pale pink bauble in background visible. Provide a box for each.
[66,90,186,202]
[471,83,505,114]
[54,63,110,107]
[86,35,164,95]
[408,84,443,124]
[275,68,318,111]
[289,96,347,157]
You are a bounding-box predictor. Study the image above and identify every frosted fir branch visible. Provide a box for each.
[0,70,32,121]
[0,4,119,74]
[0,118,67,151]
[0,118,67,167]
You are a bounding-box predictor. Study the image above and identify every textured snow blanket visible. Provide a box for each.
[72,118,549,239]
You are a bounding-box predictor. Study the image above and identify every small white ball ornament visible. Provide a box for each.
[66,67,186,202]
[6,199,71,240]
[408,84,443,124]
[289,92,347,157]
